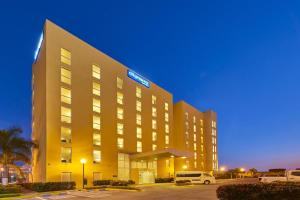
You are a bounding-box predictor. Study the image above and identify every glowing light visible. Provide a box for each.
[181,156,187,159]
[182,165,188,169]
[220,167,226,172]
[128,70,150,88]
[34,33,44,61]
[80,158,87,164]
[240,168,245,172]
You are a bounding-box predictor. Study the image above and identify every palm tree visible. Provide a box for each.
[0,127,35,185]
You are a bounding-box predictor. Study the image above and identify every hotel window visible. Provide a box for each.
[117,92,123,105]
[200,128,203,135]
[117,123,124,135]
[166,159,170,168]
[193,143,197,150]
[136,87,141,98]
[61,147,72,163]
[201,145,204,152]
[136,114,141,125]
[152,120,157,129]
[117,108,124,119]
[61,127,71,143]
[117,138,124,149]
[61,48,71,65]
[193,125,196,132]
[165,124,169,133]
[185,112,189,120]
[152,131,157,141]
[136,127,142,139]
[152,144,157,151]
[201,136,204,143]
[152,107,157,117]
[61,68,71,85]
[165,113,169,122]
[93,115,101,130]
[93,150,101,163]
[93,82,101,96]
[93,98,101,113]
[165,135,169,145]
[137,141,142,152]
[117,77,123,89]
[193,116,196,123]
[152,95,156,104]
[194,152,197,160]
[136,100,142,112]
[61,87,71,104]
[92,64,101,79]
[200,119,203,126]
[185,122,189,129]
[61,106,71,123]
[194,161,197,168]
[93,133,101,146]
[164,102,169,111]
[193,134,196,142]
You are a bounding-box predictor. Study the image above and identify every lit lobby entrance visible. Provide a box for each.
[139,170,155,184]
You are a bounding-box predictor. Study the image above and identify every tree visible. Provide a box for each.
[0,127,35,185]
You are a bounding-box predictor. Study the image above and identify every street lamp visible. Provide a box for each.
[80,158,87,189]
[220,167,226,172]
[182,165,187,170]
[240,168,245,172]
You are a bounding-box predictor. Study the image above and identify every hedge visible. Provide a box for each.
[175,180,191,186]
[0,185,21,194]
[93,180,135,186]
[217,182,300,200]
[155,177,174,183]
[22,182,76,192]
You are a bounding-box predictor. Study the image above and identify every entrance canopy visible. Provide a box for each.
[130,148,193,160]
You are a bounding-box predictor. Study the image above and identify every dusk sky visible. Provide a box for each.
[0,0,300,171]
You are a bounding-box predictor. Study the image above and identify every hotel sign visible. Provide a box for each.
[127,70,150,88]
[34,32,44,62]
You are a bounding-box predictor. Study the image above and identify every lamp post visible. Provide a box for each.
[80,158,87,189]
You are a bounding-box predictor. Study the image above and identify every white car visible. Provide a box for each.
[259,170,300,183]
[175,171,216,184]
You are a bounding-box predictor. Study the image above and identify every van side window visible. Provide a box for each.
[204,173,212,177]
[291,172,300,176]
[176,173,201,177]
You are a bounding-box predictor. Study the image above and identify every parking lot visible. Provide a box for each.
[18,179,258,200]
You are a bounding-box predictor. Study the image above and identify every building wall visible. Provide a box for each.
[32,20,217,187]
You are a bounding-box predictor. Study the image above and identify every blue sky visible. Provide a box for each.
[0,0,300,170]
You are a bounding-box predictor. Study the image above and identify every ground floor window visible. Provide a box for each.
[118,153,129,180]
[93,172,103,181]
[61,172,71,182]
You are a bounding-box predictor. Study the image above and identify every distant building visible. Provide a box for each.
[32,20,218,187]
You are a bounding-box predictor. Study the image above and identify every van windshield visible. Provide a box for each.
[176,173,201,177]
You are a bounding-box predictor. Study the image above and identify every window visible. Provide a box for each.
[61,106,71,123]
[117,137,124,149]
[201,145,204,152]
[185,112,189,120]
[200,119,203,126]
[193,125,196,132]
[117,107,124,119]
[61,88,71,104]
[152,144,157,151]
[93,115,101,130]
[152,107,157,117]
[136,114,141,125]
[61,172,71,182]
[291,172,300,176]
[165,102,169,111]
[61,147,72,163]
[93,98,101,113]
[117,92,123,105]
[136,127,142,139]
[193,116,196,123]
[194,161,197,168]
[194,152,197,160]
[136,100,141,112]
[152,120,157,129]
[193,134,197,142]
[93,133,101,146]
[194,143,197,150]
[165,113,169,122]
[117,123,124,135]
[137,141,142,152]
[165,159,170,168]
[93,150,101,163]
[152,95,156,104]
[201,128,203,135]
[212,121,217,128]
[61,127,71,143]
[61,48,71,65]
[201,136,204,144]
[93,82,100,96]
[165,124,169,133]
[117,77,123,89]
[61,68,71,85]
[136,87,141,98]
[165,135,169,145]
[152,131,157,141]
[92,65,100,79]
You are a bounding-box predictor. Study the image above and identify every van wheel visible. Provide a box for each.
[204,180,210,185]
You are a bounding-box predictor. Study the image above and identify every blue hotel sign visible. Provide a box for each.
[127,70,150,88]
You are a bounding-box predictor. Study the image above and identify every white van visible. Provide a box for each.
[175,171,216,184]
[259,170,300,183]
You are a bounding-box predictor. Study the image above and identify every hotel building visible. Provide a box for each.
[32,20,218,187]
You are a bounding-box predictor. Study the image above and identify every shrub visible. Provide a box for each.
[111,180,129,186]
[22,182,75,192]
[93,180,112,186]
[155,177,174,183]
[127,180,135,185]
[217,182,300,200]
[0,185,21,194]
[175,180,191,186]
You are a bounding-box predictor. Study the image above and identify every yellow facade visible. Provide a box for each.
[32,20,218,187]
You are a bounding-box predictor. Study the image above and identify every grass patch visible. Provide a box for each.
[0,193,21,198]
